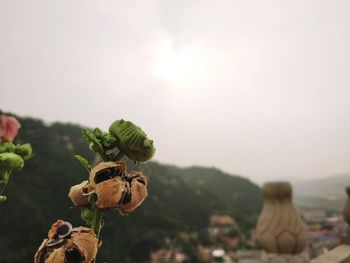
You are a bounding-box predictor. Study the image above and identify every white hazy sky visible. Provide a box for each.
[1,0,350,183]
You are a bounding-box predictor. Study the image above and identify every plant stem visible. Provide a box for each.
[0,170,11,201]
[91,208,104,237]
[91,208,104,263]
[114,151,124,161]
[90,149,124,262]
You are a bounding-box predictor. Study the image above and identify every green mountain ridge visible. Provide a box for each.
[0,112,262,263]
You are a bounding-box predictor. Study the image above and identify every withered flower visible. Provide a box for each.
[89,161,126,188]
[68,180,90,207]
[89,162,148,213]
[35,220,98,263]
[118,170,148,214]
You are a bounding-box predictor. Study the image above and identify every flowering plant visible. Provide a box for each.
[0,115,32,202]
[35,119,155,263]
[73,119,155,262]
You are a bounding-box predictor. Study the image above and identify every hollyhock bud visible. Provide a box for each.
[14,143,32,160]
[0,115,21,143]
[109,119,155,163]
[0,152,24,170]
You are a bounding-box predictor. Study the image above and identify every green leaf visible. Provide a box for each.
[103,134,117,144]
[102,134,117,149]
[75,155,92,173]
[0,195,7,202]
[82,128,96,143]
[82,128,103,153]
[92,128,103,139]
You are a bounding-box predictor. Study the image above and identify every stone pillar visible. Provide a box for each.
[255,181,310,263]
[342,186,350,244]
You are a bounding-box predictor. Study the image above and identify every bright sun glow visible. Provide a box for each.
[151,37,206,89]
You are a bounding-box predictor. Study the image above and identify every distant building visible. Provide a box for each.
[210,215,237,226]
[208,215,240,249]
[151,249,188,263]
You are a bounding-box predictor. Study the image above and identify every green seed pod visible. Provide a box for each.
[0,152,24,170]
[109,119,155,163]
[15,143,32,160]
[0,142,16,154]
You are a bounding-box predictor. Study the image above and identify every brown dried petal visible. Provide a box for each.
[34,242,66,263]
[90,161,126,188]
[119,171,148,213]
[48,220,63,239]
[58,221,73,238]
[95,177,125,209]
[71,227,98,262]
[68,180,90,207]
[44,247,65,263]
[46,237,64,247]
[34,239,47,263]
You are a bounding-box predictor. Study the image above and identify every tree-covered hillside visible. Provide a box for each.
[0,113,262,263]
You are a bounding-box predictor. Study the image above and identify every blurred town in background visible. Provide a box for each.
[151,207,347,263]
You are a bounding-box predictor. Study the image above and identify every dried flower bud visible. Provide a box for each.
[118,171,148,214]
[89,162,148,212]
[35,220,98,263]
[89,162,126,209]
[68,180,90,207]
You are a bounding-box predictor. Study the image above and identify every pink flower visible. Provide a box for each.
[0,115,21,143]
